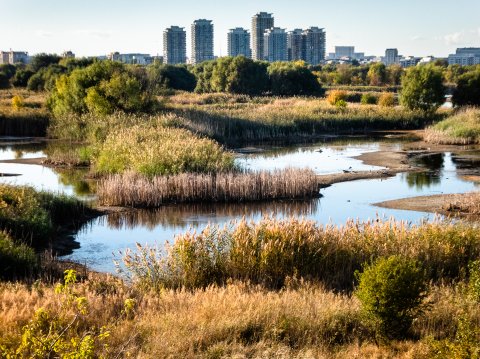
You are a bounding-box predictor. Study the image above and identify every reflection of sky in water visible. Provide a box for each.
[0,146,92,198]
[66,153,478,273]
[236,143,386,174]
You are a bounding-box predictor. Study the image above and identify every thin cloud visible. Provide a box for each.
[444,32,463,45]
[75,29,113,39]
[36,30,54,38]
[411,35,425,41]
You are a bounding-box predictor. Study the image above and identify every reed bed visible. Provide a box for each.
[118,217,480,290]
[424,108,480,145]
[98,168,320,207]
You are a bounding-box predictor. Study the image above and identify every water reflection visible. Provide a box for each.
[103,200,319,230]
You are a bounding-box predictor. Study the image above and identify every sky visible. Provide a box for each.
[1,0,480,59]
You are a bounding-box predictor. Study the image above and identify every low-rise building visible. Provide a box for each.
[399,56,421,68]
[448,48,480,66]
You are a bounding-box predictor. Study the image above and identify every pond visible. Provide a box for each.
[0,136,478,273]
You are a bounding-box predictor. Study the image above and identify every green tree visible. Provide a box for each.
[11,69,35,87]
[355,256,428,339]
[148,64,196,92]
[400,65,446,114]
[29,53,61,72]
[268,61,324,96]
[0,73,9,89]
[386,64,404,86]
[48,60,157,116]
[452,70,480,107]
[0,64,16,79]
[367,63,387,86]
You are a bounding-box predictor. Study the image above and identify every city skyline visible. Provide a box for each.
[2,0,480,58]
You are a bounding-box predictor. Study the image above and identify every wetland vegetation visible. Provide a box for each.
[1,56,480,357]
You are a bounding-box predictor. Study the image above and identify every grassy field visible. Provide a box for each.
[424,108,480,145]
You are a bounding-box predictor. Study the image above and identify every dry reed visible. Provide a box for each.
[98,168,320,207]
[445,191,480,215]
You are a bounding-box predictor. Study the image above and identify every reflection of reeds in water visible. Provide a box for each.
[98,169,320,208]
[103,200,320,230]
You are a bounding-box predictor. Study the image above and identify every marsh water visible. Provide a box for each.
[0,136,478,273]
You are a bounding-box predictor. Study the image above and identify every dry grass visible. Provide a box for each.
[98,168,320,207]
[0,276,478,358]
[444,191,480,215]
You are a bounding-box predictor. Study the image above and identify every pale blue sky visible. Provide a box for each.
[2,0,479,58]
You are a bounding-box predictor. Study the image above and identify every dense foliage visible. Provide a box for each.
[148,63,197,92]
[400,65,445,114]
[453,69,480,107]
[48,61,158,116]
[268,61,324,96]
[355,256,428,339]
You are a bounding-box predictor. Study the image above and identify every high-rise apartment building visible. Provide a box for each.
[228,28,251,58]
[287,29,304,61]
[0,51,30,64]
[164,26,187,64]
[251,12,274,61]
[303,27,325,65]
[191,19,214,64]
[264,27,287,62]
[384,48,399,65]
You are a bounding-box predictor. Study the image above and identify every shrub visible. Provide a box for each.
[360,93,378,105]
[378,92,395,107]
[355,256,428,339]
[424,108,480,145]
[335,99,347,108]
[327,90,348,106]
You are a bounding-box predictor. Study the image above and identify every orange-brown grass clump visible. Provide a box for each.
[445,191,480,215]
[1,273,478,358]
[118,217,480,291]
[98,168,319,207]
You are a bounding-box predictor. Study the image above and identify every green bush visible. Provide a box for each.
[355,255,428,339]
[360,93,378,105]
[0,232,38,280]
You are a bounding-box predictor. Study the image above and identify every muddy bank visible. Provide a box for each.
[375,194,457,216]
[318,150,418,187]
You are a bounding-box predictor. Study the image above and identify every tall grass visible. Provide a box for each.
[425,108,480,145]
[98,168,319,207]
[0,231,38,280]
[94,124,234,176]
[118,217,480,291]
